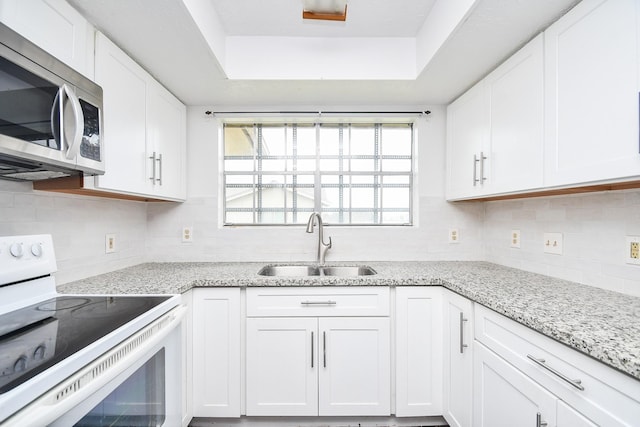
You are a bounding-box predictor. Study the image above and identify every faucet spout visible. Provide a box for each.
[306,212,332,265]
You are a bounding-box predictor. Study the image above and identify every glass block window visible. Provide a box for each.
[223,122,413,226]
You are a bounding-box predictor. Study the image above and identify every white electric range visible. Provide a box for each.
[0,234,184,426]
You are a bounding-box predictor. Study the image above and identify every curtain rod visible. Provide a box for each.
[206,110,431,116]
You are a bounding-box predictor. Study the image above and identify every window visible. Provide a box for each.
[223,121,413,226]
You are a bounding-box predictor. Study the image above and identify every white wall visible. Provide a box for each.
[0,180,147,284]
[482,189,640,296]
[145,106,485,263]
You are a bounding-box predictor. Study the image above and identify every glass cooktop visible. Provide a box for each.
[0,295,170,393]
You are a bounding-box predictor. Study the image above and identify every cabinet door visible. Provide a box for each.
[0,0,94,77]
[93,33,149,195]
[146,80,186,201]
[443,291,473,427]
[318,317,390,416]
[544,0,640,186]
[446,83,490,200]
[395,287,442,417]
[246,317,318,416]
[486,34,544,194]
[192,288,241,417]
[474,341,557,427]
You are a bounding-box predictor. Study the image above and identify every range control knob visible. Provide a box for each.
[31,243,43,257]
[14,356,28,373]
[10,243,23,258]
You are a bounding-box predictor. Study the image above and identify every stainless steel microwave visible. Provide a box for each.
[0,22,104,181]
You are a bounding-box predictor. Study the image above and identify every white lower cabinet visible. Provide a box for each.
[474,304,640,427]
[474,341,557,427]
[192,288,241,418]
[245,287,391,417]
[395,287,442,416]
[246,317,318,416]
[180,290,193,427]
[442,290,473,427]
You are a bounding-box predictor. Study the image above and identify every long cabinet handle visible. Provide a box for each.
[473,154,480,186]
[301,300,337,306]
[157,153,163,185]
[527,354,584,391]
[459,312,469,354]
[536,412,548,427]
[149,151,157,183]
[311,331,314,368]
[323,331,327,368]
[479,151,487,184]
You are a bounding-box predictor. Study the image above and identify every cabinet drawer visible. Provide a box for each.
[474,304,640,426]
[246,287,389,317]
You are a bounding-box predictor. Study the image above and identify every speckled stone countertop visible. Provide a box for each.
[58,261,640,381]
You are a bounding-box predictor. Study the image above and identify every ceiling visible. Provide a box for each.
[67,0,580,108]
[213,0,437,37]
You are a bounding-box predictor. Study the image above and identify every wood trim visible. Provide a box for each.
[455,180,640,202]
[303,5,347,21]
[32,175,172,202]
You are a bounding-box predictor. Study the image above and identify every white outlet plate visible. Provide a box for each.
[625,236,640,265]
[105,234,116,254]
[511,230,521,249]
[543,232,563,255]
[449,229,459,244]
[182,227,193,243]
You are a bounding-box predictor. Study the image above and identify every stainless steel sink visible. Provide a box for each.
[257,265,376,277]
[257,265,320,276]
[320,266,377,276]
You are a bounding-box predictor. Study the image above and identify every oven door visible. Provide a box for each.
[2,306,184,427]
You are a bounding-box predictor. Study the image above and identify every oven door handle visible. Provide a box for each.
[2,304,186,427]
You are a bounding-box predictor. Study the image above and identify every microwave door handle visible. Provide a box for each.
[61,84,84,160]
[50,87,63,149]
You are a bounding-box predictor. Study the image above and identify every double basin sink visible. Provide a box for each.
[258,265,377,277]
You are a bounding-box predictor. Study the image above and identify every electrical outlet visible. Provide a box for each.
[626,236,640,265]
[511,230,521,249]
[449,229,460,244]
[105,234,116,254]
[182,227,193,243]
[543,232,563,255]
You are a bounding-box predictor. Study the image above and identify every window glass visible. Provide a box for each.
[223,122,413,226]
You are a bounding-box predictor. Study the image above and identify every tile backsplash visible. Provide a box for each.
[0,180,147,285]
[483,189,640,296]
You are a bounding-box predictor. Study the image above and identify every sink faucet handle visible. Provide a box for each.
[326,236,332,248]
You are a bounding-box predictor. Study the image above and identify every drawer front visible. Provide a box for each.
[474,304,640,427]
[246,287,389,317]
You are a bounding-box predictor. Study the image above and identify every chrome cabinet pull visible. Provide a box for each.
[473,154,480,186]
[311,331,314,368]
[301,300,337,306]
[323,331,327,368]
[536,412,548,427]
[459,312,469,354]
[156,153,163,185]
[479,151,487,184]
[149,151,157,183]
[527,354,585,391]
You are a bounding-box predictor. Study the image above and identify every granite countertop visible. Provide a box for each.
[58,261,640,381]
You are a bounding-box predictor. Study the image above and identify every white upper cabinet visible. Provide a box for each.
[0,0,94,77]
[446,35,544,200]
[486,34,544,195]
[446,82,490,200]
[91,32,186,201]
[93,33,148,196]
[544,0,640,186]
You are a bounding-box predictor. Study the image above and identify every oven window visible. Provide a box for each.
[0,57,60,148]
[74,349,166,427]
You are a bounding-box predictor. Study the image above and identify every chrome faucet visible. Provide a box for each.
[306,212,332,265]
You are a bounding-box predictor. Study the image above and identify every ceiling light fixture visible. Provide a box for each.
[302,0,347,21]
